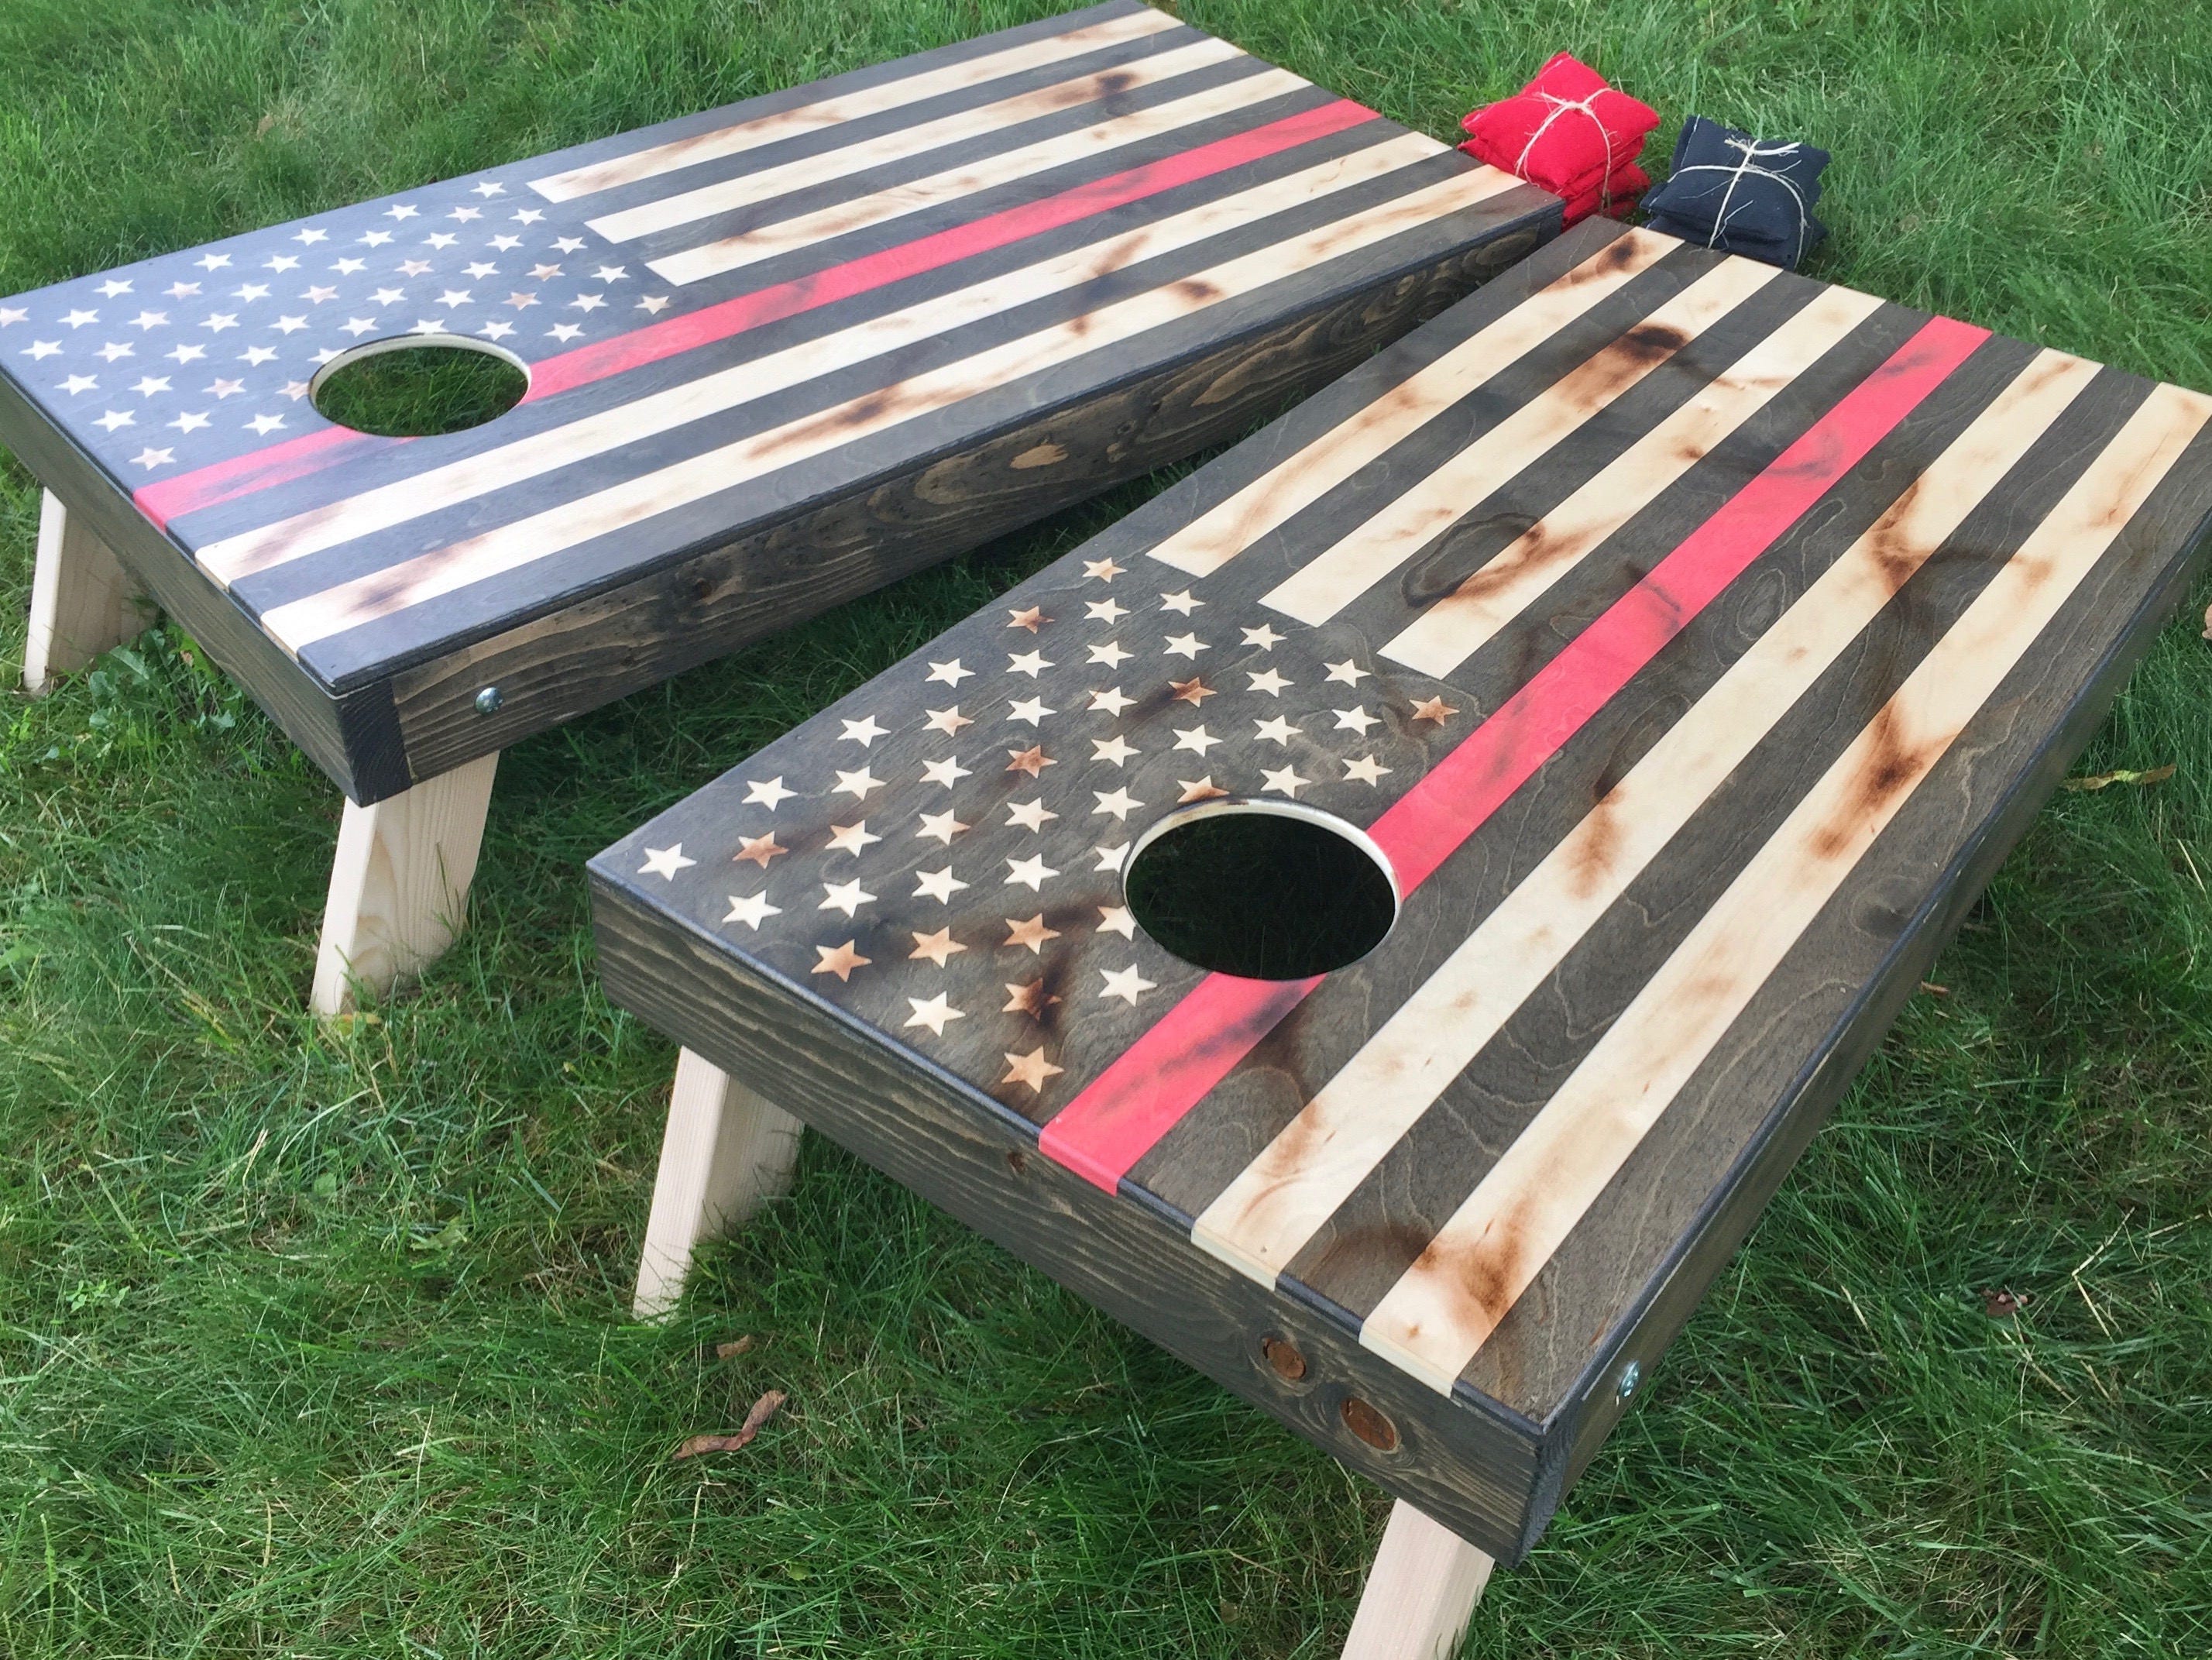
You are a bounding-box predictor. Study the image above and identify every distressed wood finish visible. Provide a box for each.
[0,0,1557,806]
[24,490,147,693]
[589,215,2212,1561]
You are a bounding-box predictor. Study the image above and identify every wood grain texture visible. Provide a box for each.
[588,216,2212,1555]
[634,1047,806,1319]
[0,0,1558,806]
[311,751,499,1015]
[23,489,147,693]
[1340,1501,1494,1660]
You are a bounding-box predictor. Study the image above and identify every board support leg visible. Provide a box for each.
[633,1049,805,1320]
[310,751,499,1017]
[25,489,147,694]
[1341,1500,1496,1660]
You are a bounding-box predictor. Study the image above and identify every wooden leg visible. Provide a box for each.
[633,1048,805,1320]
[1341,1500,1496,1660]
[310,751,499,1017]
[25,489,146,694]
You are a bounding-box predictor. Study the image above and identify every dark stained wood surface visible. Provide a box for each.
[0,0,1556,802]
[589,215,2212,1560]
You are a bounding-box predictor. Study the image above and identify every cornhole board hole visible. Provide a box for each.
[0,0,1557,1016]
[589,215,2212,1650]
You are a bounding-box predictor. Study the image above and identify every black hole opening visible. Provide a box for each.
[1124,809,1395,981]
[312,343,527,437]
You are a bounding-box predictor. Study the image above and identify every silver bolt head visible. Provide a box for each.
[1615,1359,1641,1401]
[474,685,503,714]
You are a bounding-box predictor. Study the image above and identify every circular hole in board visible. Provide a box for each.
[1122,800,1397,981]
[311,335,528,437]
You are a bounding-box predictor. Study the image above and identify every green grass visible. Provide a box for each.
[312,345,529,438]
[5,1,2212,1654]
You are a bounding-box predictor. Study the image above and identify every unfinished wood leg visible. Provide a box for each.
[25,489,146,693]
[310,751,499,1016]
[633,1048,805,1320]
[1341,1500,1496,1660]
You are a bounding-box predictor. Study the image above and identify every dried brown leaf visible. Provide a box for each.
[672,1390,787,1460]
[1980,1287,2027,1318]
[715,1335,755,1360]
[2061,764,2176,793]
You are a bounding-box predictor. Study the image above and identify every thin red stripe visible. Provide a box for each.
[135,99,1379,534]
[1036,314,1990,1192]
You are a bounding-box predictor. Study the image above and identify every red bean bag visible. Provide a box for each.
[1459,53,1659,225]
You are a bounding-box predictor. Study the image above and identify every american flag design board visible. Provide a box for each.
[0,0,1556,803]
[590,218,2212,1556]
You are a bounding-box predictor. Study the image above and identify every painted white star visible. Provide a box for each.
[95,280,132,297]
[331,258,366,274]
[164,343,206,363]
[919,757,972,789]
[840,714,888,747]
[638,844,695,879]
[1344,754,1390,785]
[167,411,210,433]
[478,321,515,341]
[547,324,582,342]
[903,993,965,1036]
[92,409,134,431]
[239,345,278,366]
[246,412,286,435]
[1159,589,1203,615]
[922,706,973,735]
[1100,965,1158,1005]
[127,374,170,397]
[1088,687,1133,716]
[489,235,521,250]
[1163,633,1207,658]
[914,866,968,903]
[1093,787,1142,820]
[264,255,301,273]
[908,928,966,968]
[1007,649,1052,677]
[294,228,328,245]
[1333,706,1378,735]
[926,658,974,685]
[0,306,23,325]
[94,342,135,364]
[233,284,270,301]
[1007,696,1053,725]
[915,809,968,846]
[592,264,628,283]
[824,820,881,856]
[436,290,472,309]
[358,231,393,247]
[1177,777,1229,803]
[1005,854,1059,891]
[568,294,606,313]
[301,285,338,304]
[636,295,671,314]
[1248,668,1292,696]
[129,310,167,330]
[744,775,796,809]
[309,349,340,366]
[463,262,498,279]
[553,236,585,253]
[162,282,201,300]
[530,263,563,280]
[270,315,307,334]
[723,892,781,930]
[57,373,96,395]
[833,767,883,800]
[206,377,244,398]
[1006,799,1058,832]
[196,253,231,270]
[424,233,459,250]
[342,316,380,337]
[472,181,507,198]
[448,206,482,222]
[128,446,175,470]
[410,319,449,336]
[819,878,875,917]
[372,287,405,305]
[61,309,98,328]
[1262,765,1310,797]
[1326,659,1370,686]
[21,340,60,360]
[1092,734,1139,766]
[1173,725,1220,755]
[1087,640,1131,668]
[386,204,420,221]
[1254,716,1298,745]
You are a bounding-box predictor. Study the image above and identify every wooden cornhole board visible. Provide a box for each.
[589,215,2212,1651]
[0,0,1554,1015]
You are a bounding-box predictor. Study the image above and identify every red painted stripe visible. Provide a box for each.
[1036,314,1990,1191]
[524,98,1379,400]
[130,99,1378,535]
[134,426,397,531]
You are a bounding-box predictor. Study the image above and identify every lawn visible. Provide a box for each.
[5,1,2212,1655]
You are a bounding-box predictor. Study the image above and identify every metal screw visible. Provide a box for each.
[1615,1360,1641,1402]
[474,685,504,715]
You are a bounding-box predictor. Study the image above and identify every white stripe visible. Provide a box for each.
[1379,283,1884,674]
[256,166,1524,651]
[1359,380,2211,1394]
[1258,257,1790,626]
[200,135,1458,588]
[529,7,1183,202]
[1191,349,2100,1291]
[648,65,1313,286]
[1144,229,1679,579]
[589,38,1246,244]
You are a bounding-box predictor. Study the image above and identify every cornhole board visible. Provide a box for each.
[589,215,2212,1649]
[0,0,1556,1015]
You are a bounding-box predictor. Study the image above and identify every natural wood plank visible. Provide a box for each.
[634,1048,806,1319]
[1341,1501,1494,1660]
[310,751,499,1016]
[23,490,148,694]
